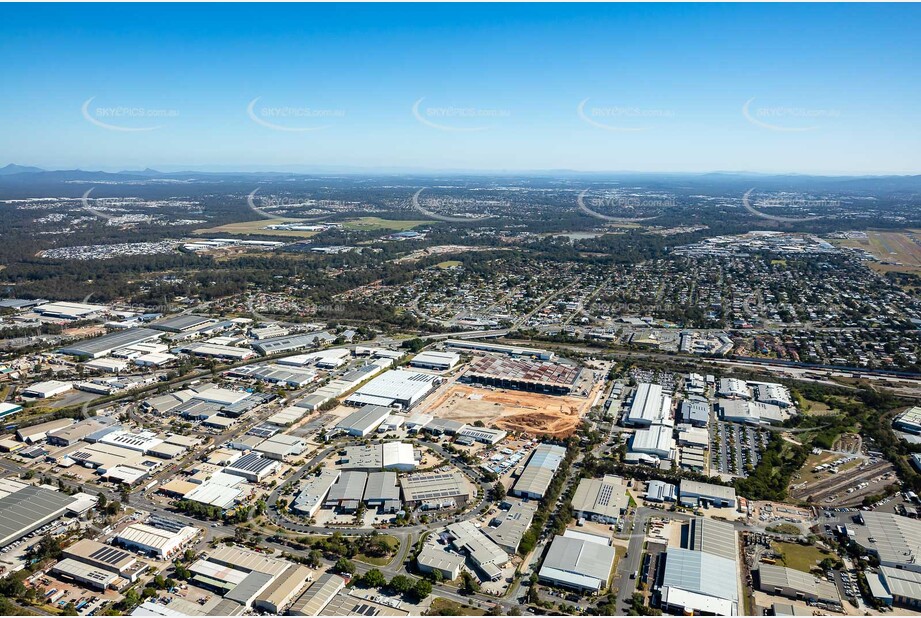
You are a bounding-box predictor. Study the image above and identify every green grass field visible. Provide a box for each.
[355,534,401,566]
[771,541,835,573]
[436,260,462,269]
[342,217,429,231]
[426,599,486,616]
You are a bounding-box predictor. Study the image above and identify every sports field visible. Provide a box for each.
[341,217,429,231]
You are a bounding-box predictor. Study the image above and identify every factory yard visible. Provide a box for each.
[789,454,897,507]
[421,382,596,438]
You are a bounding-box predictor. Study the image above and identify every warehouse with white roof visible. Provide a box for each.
[539,531,617,592]
[343,369,439,409]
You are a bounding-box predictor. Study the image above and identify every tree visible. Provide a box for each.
[413,578,432,601]
[306,549,322,569]
[491,481,506,502]
[96,492,108,509]
[61,602,79,616]
[361,569,387,589]
[460,571,480,595]
[334,557,355,575]
[388,574,415,595]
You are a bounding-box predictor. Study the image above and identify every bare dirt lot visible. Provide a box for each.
[425,383,592,438]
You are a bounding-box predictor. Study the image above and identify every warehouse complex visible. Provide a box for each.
[464,356,581,394]
[344,370,439,408]
[513,443,567,499]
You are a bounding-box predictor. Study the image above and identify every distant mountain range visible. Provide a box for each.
[0,163,919,193]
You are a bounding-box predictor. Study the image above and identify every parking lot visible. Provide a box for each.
[710,420,768,477]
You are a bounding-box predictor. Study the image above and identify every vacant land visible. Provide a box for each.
[195,218,321,238]
[342,217,429,231]
[436,260,463,269]
[838,230,921,274]
[426,599,486,616]
[423,382,591,438]
[770,541,835,573]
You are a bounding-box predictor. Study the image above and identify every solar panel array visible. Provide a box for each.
[89,545,133,566]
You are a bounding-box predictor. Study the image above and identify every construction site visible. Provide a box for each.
[420,382,595,438]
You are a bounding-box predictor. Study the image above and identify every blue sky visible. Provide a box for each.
[1,3,919,174]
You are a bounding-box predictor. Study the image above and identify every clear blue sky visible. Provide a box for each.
[1,3,919,174]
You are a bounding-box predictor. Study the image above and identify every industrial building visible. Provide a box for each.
[679,399,710,427]
[628,425,676,462]
[224,452,279,482]
[16,418,75,443]
[22,379,73,399]
[659,548,739,616]
[335,405,392,437]
[250,332,332,356]
[623,383,673,427]
[717,377,752,399]
[645,480,677,503]
[895,407,921,435]
[344,369,439,409]
[757,564,840,606]
[400,471,470,509]
[0,483,78,548]
[340,442,418,471]
[446,520,510,582]
[409,350,460,371]
[58,327,163,359]
[253,564,313,614]
[464,355,580,394]
[363,472,401,513]
[513,443,567,499]
[571,475,629,524]
[873,566,921,609]
[292,470,341,517]
[114,523,197,558]
[539,531,617,593]
[288,573,346,616]
[849,511,921,572]
[62,538,145,582]
[456,426,508,445]
[718,398,789,425]
[445,339,553,360]
[751,382,795,408]
[35,301,107,321]
[185,343,256,362]
[679,479,737,508]
[416,544,465,581]
[484,500,539,554]
[51,558,120,591]
[150,315,214,333]
[46,418,114,446]
[324,471,369,512]
[0,402,23,419]
[253,434,307,461]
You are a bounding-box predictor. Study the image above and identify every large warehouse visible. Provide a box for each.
[340,442,418,471]
[58,327,164,359]
[115,523,197,558]
[572,475,629,524]
[539,531,617,593]
[335,405,392,437]
[400,471,470,509]
[849,511,921,572]
[513,443,567,499]
[464,356,581,394]
[679,480,737,509]
[624,382,673,427]
[0,482,78,548]
[343,369,439,408]
[409,350,460,371]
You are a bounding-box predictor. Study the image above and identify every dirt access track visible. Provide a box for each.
[423,382,594,438]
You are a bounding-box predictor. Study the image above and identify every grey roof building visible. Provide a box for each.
[0,484,76,547]
[539,533,617,592]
